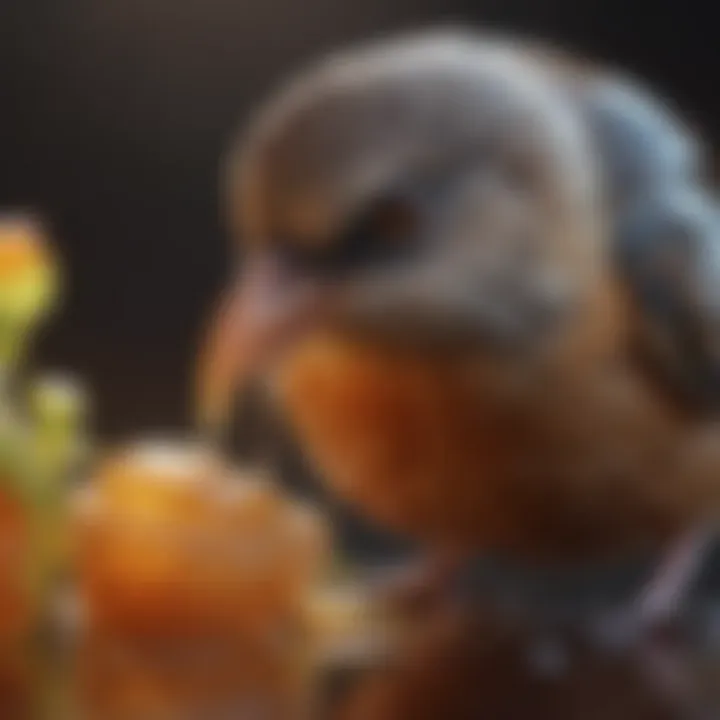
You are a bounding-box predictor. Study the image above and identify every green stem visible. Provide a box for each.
[0,321,29,383]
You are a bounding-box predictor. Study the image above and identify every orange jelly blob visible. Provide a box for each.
[74,441,329,639]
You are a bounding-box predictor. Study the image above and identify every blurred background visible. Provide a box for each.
[2,0,719,564]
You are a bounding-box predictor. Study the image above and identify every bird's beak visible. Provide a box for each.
[196,253,329,437]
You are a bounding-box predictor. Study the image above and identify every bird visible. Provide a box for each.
[196,29,720,602]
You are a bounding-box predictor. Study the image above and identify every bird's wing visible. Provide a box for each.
[583,78,720,413]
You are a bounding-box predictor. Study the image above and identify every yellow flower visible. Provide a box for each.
[0,213,59,321]
[0,213,60,367]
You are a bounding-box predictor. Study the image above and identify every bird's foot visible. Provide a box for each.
[593,526,714,650]
[636,526,715,629]
[590,527,716,716]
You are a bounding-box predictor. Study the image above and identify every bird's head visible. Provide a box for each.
[198,32,619,432]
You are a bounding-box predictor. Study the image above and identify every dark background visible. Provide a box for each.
[2,0,719,565]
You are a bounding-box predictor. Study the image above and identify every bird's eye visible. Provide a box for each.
[278,195,420,276]
[359,195,420,245]
[335,193,422,271]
